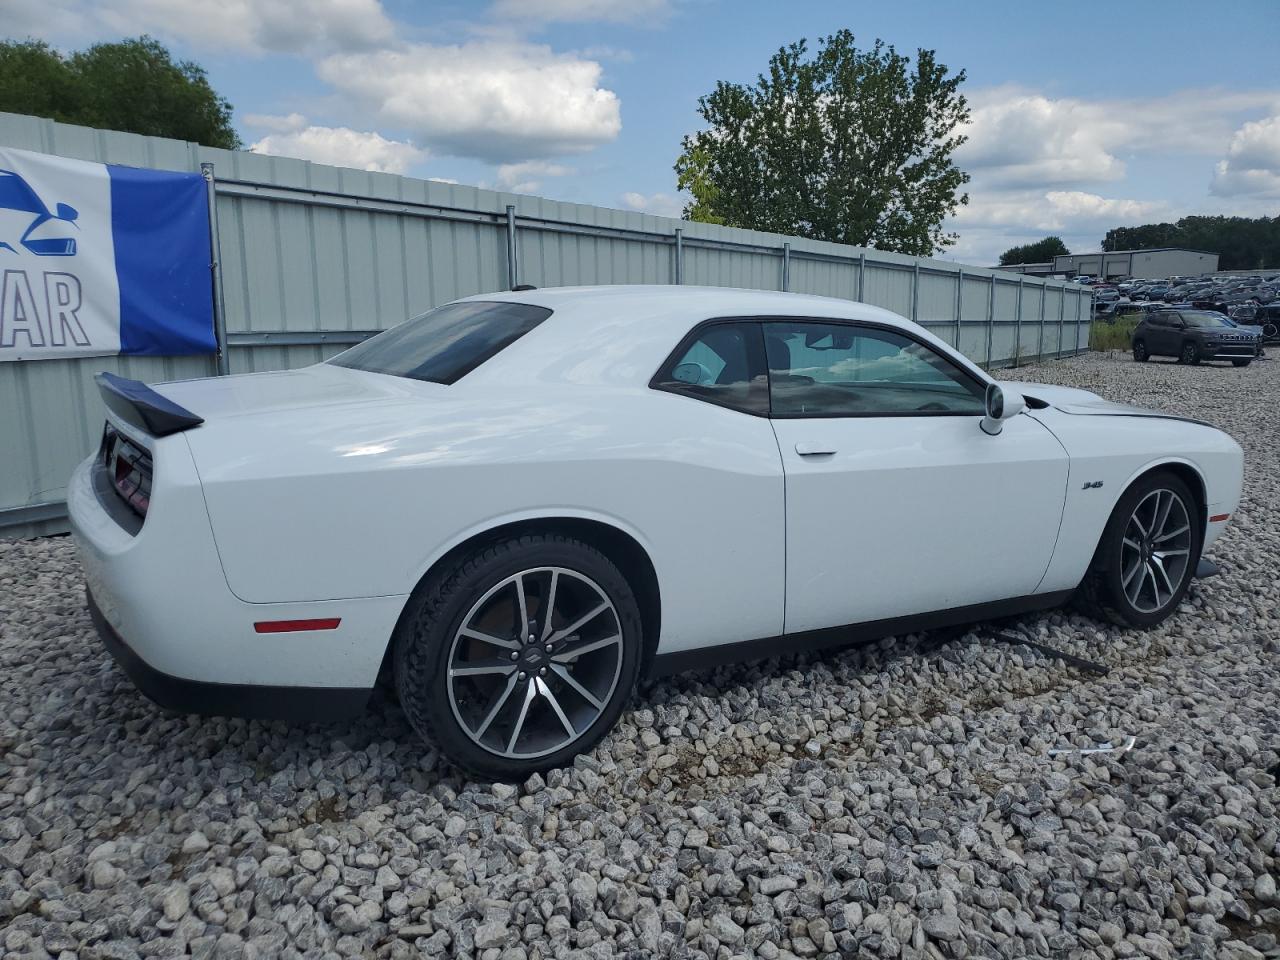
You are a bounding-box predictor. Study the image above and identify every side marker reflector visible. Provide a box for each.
[254,618,341,634]
[1209,513,1230,523]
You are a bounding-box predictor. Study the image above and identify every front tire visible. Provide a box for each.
[394,534,642,780]
[1075,471,1202,629]
[1232,359,1251,368]
[1132,340,1149,362]
[1180,342,1200,365]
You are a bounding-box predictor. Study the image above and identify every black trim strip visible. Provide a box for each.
[95,372,204,437]
[645,589,1075,679]
[87,589,371,723]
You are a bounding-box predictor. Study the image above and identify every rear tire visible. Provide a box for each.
[1132,340,1149,362]
[1232,359,1251,368]
[1180,342,1199,365]
[393,534,642,780]
[1074,471,1202,629]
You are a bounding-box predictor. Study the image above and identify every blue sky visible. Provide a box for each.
[10,0,1280,265]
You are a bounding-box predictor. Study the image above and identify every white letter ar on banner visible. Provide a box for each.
[0,268,45,348]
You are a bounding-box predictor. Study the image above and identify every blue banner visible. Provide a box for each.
[0,146,215,361]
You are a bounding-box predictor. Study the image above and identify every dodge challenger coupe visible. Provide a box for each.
[70,286,1243,779]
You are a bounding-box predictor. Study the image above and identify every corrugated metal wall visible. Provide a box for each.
[0,111,1090,537]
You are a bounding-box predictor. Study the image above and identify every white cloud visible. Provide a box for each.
[621,191,684,219]
[959,87,1280,192]
[9,0,396,53]
[318,40,621,162]
[249,120,426,174]
[495,160,574,193]
[1211,114,1280,197]
[954,190,1167,232]
[489,0,671,23]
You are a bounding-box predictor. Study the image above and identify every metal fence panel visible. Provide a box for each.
[0,111,1089,535]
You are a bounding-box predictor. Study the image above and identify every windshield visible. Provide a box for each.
[328,301,552,384]
[1180,311,1232,329]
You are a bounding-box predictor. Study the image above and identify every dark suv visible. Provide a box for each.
[1132,309,1259,367]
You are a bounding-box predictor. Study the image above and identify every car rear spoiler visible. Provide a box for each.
[95,372,204,437]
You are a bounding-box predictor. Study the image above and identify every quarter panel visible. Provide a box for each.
[187,386,787,655]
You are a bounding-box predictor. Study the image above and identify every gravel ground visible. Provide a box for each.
[2,351,1278,960]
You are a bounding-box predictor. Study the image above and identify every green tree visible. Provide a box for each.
[0,37,241,149]
[1102,216,1280,270]
[675,30,970,256]
[998,236,1069,266]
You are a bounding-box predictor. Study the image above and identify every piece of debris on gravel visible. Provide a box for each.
[2,351,1278,960]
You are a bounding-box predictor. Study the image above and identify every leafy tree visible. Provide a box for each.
[0,37,241,149]
[998,236,1069,266]
[675,30,970,256]
[1102,216,1280,270]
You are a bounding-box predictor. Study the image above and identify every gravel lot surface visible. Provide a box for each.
[2,351,1278,960]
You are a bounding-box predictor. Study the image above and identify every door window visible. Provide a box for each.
[763,321,985,417]
[651,322,768,415]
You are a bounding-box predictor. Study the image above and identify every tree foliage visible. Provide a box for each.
[0,37,241,149]
[1102,216,1280,271]
[998,236,1069,266]
[675,30,970,256]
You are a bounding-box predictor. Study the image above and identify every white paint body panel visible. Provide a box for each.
[772,412,1069,634]
[66,286,1244,691]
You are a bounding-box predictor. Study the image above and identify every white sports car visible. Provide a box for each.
[69,286,1243,779]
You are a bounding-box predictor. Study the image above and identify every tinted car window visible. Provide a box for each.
[651,322,768,415]
[763,321,985,417]
[1179,310,1232,329]
[329,301,551,384]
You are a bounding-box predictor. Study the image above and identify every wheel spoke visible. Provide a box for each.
[550,663,604,710]
[548,602,610,644]
[473,673,519,740]
[1126,562,1146,604]
[1153,491,1174,539]
[515,574,530,639]
[459,626,519,651]
[538,678,577,739]
[1123,536,1142,552]
[1151,556,1176,596]
[1129,511,1149,538]
[1155,524,1189,543]
[449,659,517,678]
[506,680,538,755]
[539,570,560,642]
[552,634,622,663]
[1122,557,1143,589]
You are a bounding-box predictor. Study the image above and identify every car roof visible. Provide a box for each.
[452,284,990,388]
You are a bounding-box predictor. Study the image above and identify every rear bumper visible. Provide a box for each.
[87,588,371,722]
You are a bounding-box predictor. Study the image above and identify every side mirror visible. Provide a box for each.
[980,383,1025,436]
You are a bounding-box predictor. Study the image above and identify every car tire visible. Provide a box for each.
[1074,471,1202,630]
[1232,359,1251,368]
[1264,322,1278,340]
[1180,342,1199,365]
[393,533,642,780]
[1132,340,1149,362]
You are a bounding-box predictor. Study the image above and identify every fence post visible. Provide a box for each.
[674,228,684,285]
[857,252,866,302]
[911,262,920,325]
[1014,278,1024,368]
[505,205,518,290]
[200,162,230,376]
[954,268,963,349]
[1077,290,1085,353]
[985,275,995,369]
[781,242,791,292]
[1057,286,1065,359]
[1037,283,1047,362]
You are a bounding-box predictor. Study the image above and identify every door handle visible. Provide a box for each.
[795,441,836,456]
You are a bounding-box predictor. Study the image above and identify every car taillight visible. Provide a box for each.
[102,426,153,519]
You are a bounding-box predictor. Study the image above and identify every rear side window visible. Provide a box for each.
[651,321,768,415]
[329,301,551,384]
